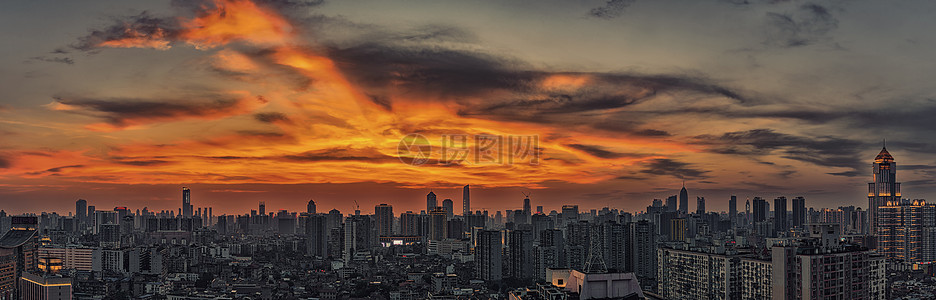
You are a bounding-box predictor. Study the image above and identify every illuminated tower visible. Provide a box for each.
[182,187,192,218]
[462,185,470,216]
[678,183,688,215]
[869,145,900,236]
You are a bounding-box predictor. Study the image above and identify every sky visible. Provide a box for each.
[2,0,936,216]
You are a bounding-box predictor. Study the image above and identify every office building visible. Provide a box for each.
[462,185,470,217]
[475,230,502,283]
[375,204,393,237]
[869,146,900,236]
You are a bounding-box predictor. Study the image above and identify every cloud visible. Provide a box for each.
[0,156,9,168]
[254,112,292,123]
[49,94,266,131]
[588,0,637,19]
[113,160,173,166]
[639,158,709,179]
[29,56,75,65]
[693,129,864,173]
[566,144,643,159]
[25,165,84,176]
[764,3,838,47]
[72,12,177,51]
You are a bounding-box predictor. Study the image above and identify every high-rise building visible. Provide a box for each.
[400,211,418,236]
[307,199,316,214]
[678,184,689,215]
[792,196,806,229]
[259,201,266,216]
[522,195,532,224]
[182,187,192,218]
[75,199,87,230]
[696,197,705,215]
[18,272,71,300]
[305,214,328,258]
[666,195,678,212]
[429,207,447,241]
[774,196,787,234]
[0,217,38,299]
[427,191,437,214]
[752,197,767,223]
[561,205,580,227]
[505,230,533,280]
[728,195,737,228]
[462,185,470,217]
[878,199,928,262]
[475,230,502,283]
[441,199,454,220]
[628,220,656,283]
[869,145,900,236]
[375,204,394,237]
[534,229,566,280]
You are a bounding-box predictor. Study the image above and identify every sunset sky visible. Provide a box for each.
[2,0,936,215]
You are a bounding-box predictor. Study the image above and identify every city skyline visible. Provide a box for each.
[3,0,936,215]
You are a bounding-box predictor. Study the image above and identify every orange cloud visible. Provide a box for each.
[178,0,293,48]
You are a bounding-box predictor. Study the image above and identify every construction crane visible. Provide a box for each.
[352,199,361,215]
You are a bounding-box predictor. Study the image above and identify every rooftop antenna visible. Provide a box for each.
[522,191,531,198]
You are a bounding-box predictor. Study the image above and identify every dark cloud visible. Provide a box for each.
[254,112,291,123]
[639,158,709,179]
[52,95,259,127]
[764,3,838,47]
[566,144,642,159]
[113,160,172,166]
[693,129,865,173]
[26,165,84,176]
[588,0,637,19]
[71,12,178,52]
[29,56,74,65]
[827,170,860,177]
[0,156,9,168]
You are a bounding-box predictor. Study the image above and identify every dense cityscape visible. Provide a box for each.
[0,146,934,299]
[4,0,936,299]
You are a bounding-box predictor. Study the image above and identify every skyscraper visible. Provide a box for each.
[258,201,265,216]
[182,187,192,218]
[307,199,316,214]
[752,197,767,223]
[729,195,737,228]
[75,199,87,230]
[792,196,806,229]
[442,199,454,219]
[521,195,532,224]
[475,230,503,283]
[375,204,393,237]
[305,213,328,257]
[666,195,677,212]
[774,196,788,234]
[678,184,688,215]
[427,191,437,213]
[869,145,900,236]
[429,207,447,241]
[462,184,470,217]
[696,197,705,215]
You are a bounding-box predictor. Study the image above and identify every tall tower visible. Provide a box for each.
[76,199,87,227]
[426,191,437,213]
[442,199,454,219]
[869,145,900,236]
[678,183,688,215]
[774,196,788,233]
[522,194,532,223]
[259,201,266,216]
[792,197,806,229]
[462,185,470,216]
[728,195,737,228]
[182,187,192,218]
[307,199,316,214]
[696,197,705,215]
